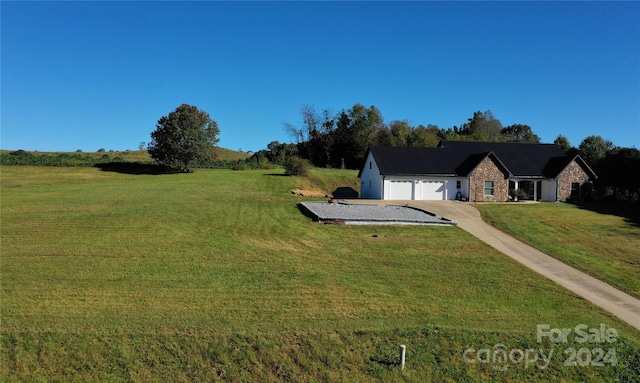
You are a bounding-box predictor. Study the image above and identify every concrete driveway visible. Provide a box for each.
[350,199,640,331]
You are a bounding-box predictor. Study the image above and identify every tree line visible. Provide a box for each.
[275,105,541,169]
[0,150,129,167]
[248,104,638,203]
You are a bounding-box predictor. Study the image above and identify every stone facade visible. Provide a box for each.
[469,155,509,202]
[557,160,591,202]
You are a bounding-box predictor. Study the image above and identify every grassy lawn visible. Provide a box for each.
[475,203,640,300]
[1,166,639,382]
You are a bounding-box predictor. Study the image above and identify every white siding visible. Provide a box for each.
[540,179,557,202]
[440,177,469,201]
[359,152,383,199]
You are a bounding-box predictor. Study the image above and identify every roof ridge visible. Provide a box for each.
[440,140,557,146]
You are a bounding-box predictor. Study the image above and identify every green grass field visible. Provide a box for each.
[476,203,640,300]
[2,166,639,382]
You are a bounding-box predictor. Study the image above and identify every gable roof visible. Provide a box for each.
[455,151,512,177]
[543,154,598,179]
[362,145,458,176]
[439,141,566,177]
[361,141,597,179]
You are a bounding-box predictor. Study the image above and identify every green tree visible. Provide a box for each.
[459,110,503,141]
[284,155,311,176]
[375,128,394,146]
[266,141,298,165]
[407,124,440,147]
[148,104,220,172]
[500,124,540,143]
[388,120,412,146]
[333,104,384,168]
[284,105,337,167]
[578,135,614,165]
[554,135,572,153]
[596,147,640,202]
[437,126,459,141]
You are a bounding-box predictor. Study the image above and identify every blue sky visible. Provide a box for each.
[2,1,639,152]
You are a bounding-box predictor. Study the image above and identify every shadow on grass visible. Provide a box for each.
[369,356,400,371]
[94,162,182,175]
[297,203,319,221]
[573,202,640,227]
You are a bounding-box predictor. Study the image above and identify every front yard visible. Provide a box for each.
[476,202,640,299]
[2,167,639,381]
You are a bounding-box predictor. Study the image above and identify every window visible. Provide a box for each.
[368,180,372,189]
[570,182,580,197]
[369,161,372,169]
[484,180,495,196]
[456,180,461,189]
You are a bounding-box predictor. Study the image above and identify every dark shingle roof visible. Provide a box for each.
[367,146,458,175]
[542,156,574,178]
[542,154,598,179]
[454,151,512,176]
[439,141,566,177]
[363,141,596,178]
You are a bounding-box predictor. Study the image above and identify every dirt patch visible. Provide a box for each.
[290,188,330,198]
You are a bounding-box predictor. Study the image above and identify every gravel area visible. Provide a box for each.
[298,201,456,226]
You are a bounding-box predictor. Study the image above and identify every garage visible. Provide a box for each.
[388,180,413,200]
[421,180,446,200]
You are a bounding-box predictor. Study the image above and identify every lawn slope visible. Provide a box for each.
[1,166,639,382]
[476,203,640,300]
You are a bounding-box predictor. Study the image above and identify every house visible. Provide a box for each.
[358,141,597,202]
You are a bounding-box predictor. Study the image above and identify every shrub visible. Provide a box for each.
[516,189,529,200]
[284,156,311,176]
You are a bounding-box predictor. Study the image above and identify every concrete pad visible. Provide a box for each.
[299,201,456,226]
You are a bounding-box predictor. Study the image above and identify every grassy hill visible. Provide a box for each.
[1,166,638,382]
[0,147,250,166]
[476,203,640,300]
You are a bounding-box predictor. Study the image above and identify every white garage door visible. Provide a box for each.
[388,180,413,200]
[421,181,445,200]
